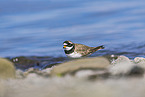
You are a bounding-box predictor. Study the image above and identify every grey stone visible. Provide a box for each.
[51,57,110,76]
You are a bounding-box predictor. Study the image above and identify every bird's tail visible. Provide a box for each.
[93,45,105,51]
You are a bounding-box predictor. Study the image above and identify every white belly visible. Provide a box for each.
[66,52,82,58]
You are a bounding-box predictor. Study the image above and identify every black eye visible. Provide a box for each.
[67,43,71,46]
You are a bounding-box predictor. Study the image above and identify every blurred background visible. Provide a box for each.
[1,1,145,96]
[0,0,145,59]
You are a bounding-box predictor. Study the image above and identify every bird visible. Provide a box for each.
[63,40,105,58]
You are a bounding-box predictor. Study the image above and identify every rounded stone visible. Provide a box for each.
[51,57,110,76]
[0,58,16,79]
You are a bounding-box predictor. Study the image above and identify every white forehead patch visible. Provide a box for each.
[63,43,68,45]
[69,41,73,44]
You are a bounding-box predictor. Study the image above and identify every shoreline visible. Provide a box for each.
[0,56,145,97]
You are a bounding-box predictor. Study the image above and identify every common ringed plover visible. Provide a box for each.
[63,40,105,58]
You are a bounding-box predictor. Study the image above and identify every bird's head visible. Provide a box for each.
[63,40,74,51]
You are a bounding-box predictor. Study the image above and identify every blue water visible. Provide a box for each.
[0,0,145,58]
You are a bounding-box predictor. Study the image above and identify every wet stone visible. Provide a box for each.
[10,56,39,70]
[10,56,68,70]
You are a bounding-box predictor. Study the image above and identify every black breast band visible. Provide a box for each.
[64,45,75,54]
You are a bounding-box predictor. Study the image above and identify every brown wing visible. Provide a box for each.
[74,43,95,56]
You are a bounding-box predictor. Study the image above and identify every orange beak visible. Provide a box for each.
[63,46,67,48]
